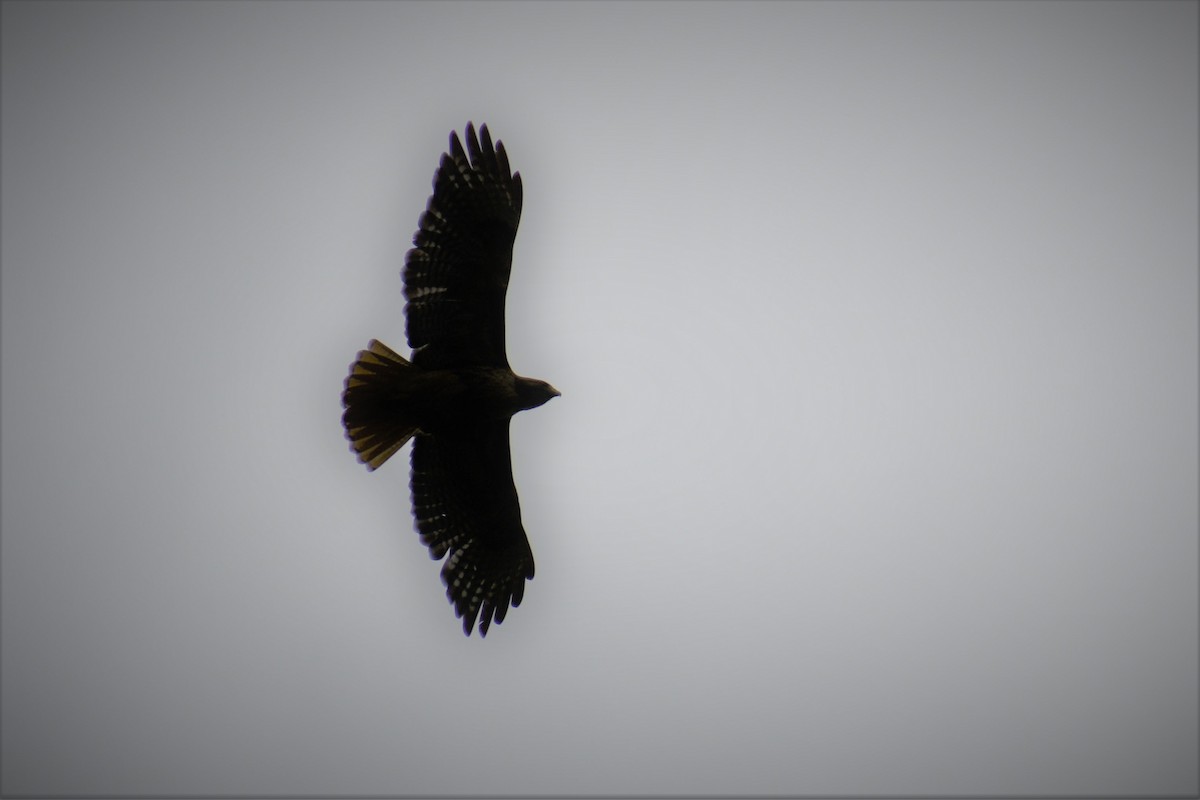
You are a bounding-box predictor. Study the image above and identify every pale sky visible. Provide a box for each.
[2,1,1197,795]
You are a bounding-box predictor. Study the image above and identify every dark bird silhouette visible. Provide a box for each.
[342,123,558,637]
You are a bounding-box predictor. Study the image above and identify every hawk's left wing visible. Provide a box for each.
[410,419,535,636]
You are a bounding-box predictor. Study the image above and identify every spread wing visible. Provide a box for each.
[403,122,523,369]
[410,420,535,636]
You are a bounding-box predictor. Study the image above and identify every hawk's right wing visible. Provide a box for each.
[403,123,523,371]
[409,419,535,636]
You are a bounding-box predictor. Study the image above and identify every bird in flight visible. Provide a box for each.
[342,123,558,637]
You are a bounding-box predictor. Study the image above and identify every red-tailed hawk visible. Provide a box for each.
[342,123,558,636]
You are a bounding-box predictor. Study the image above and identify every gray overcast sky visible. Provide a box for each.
[2,0,1197,795]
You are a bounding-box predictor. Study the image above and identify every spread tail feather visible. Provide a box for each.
[342,339,418,470]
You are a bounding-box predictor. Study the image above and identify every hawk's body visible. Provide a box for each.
[342,123,557,636]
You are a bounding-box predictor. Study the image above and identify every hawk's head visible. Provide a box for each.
[515,377,560,411]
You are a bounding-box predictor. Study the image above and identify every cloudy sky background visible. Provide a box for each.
[2,0,1197,795]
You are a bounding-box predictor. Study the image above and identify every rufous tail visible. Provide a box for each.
[342,339,418,470]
